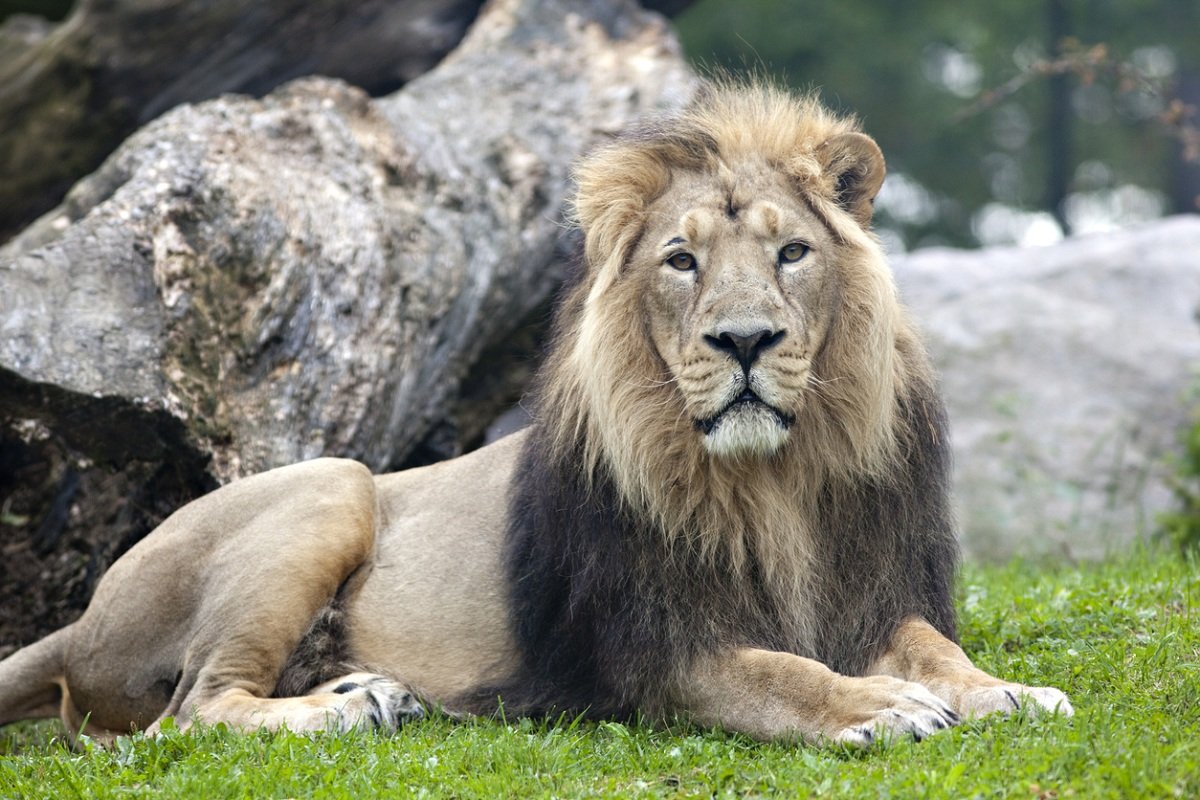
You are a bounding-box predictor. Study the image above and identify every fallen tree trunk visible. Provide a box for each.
[0,0,489,244]
[0,0,491,243]
[0,0,696,243]
[0,0,695,652]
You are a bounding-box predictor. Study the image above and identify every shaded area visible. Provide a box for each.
[0,370,215,657]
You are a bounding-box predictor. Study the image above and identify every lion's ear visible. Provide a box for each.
[816,132,886,227]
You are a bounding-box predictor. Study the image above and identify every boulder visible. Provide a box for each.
[894,216,1200,559]
[0,0,695,651]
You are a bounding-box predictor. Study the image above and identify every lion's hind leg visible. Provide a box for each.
[152,673,422,735]
[129,458,411,736]
[868,617,1074,719]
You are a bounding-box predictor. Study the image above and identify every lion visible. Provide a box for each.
[0,82,1072,747]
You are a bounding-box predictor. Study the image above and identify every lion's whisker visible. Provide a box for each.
[805,373,846,400]
[627,375,679,390]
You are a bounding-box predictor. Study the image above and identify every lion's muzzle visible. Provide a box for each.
[692,321,796,458]
[703,327,786,373]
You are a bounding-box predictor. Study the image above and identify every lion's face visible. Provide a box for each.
[566,85,897,487]
[629,165,840,459]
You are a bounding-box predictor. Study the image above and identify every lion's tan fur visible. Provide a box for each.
[538,83,924,603]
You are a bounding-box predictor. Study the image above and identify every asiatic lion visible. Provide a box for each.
[0,82,1072,747]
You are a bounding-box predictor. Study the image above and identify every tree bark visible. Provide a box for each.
[0,0,695,653]
[0,0,489,243]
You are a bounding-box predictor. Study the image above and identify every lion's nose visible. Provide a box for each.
[704,327,786,372]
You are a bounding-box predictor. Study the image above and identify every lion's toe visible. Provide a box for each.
[959,684,1073,719]
[831,725,876,748]
[1024,686,1073,717]
[829,677,959,747]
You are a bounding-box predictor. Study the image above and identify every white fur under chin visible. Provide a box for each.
[702,403,791,458]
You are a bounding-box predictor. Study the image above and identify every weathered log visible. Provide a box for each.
[0,0,695,652]
[0,0,488,242]
[0,0,697,243]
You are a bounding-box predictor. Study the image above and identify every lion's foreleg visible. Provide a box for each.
[671,647,958,747]
[866,617,1073,719]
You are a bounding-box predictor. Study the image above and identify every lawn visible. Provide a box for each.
[1,548,1196,799]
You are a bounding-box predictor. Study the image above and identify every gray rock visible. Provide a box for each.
[894,216,1200,559]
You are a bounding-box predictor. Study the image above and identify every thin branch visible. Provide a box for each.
[955,40,1199,163]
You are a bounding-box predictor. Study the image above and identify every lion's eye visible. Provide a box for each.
[666,252,697,271]
[779,242,810,264]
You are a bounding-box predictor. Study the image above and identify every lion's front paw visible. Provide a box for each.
[314,672,425,732]
[829,676,960,748]
[959,683,1073,719]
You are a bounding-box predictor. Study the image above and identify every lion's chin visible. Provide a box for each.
[699,401,792,458]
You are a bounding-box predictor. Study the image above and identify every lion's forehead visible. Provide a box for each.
[676,202,784,246]
[658,167,827,251]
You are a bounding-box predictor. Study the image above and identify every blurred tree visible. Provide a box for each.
[675,0,1199,250]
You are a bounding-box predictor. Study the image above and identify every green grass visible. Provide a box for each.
[2,548,1197,799]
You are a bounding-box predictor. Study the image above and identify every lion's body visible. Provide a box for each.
[345,434,522,699]
[0,82,1071,745]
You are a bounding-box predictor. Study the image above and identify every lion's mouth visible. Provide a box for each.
[694,389,794,435]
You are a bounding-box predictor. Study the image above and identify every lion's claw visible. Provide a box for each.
[830,678,959,747]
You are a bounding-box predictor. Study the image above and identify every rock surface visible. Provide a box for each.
[0,0,695,651]
[894,216,1200,559]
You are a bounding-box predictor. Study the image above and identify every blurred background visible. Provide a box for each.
[675,0,1199,252]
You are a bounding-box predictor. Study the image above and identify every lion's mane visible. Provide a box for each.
[474,83,959,718]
